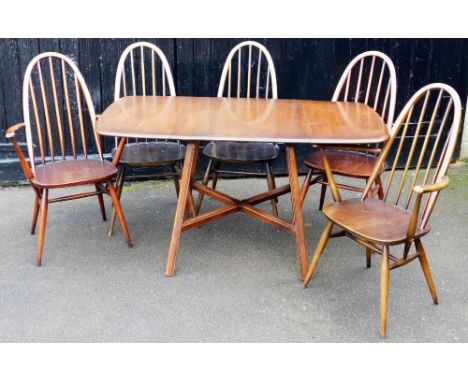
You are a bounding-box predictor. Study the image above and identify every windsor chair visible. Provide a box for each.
[5,52,132,266]
[195,41,280,217]
[300,51,397,209]
[302,83,462,338]
[108,42,186,236]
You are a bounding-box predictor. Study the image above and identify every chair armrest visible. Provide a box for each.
[5,122,33,180]
[404,176,450,252]
[413,176,449,195]
[5,122,26,138]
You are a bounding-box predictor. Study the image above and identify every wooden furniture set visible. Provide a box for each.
[5,41,462,338]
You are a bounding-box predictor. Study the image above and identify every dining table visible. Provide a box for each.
[96,95,388,279]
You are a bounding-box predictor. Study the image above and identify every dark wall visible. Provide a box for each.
[0,38,466,183]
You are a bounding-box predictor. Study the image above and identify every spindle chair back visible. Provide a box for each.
[363,82,462,228]
[114,41,176,145]
[23,52,102,172]
[217,40,277,100]
[333,50,397,133]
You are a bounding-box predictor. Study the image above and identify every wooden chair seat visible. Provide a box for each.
[304,150,386,178]
[31,159,118,188]
[111,141,186,166]
[323,198,430,245]
[202,141,280,163]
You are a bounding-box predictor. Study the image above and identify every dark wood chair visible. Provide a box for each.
[300,51,397,209]
[5,52,132,266]
[303,83,462,338]
[195,41,280,217]
[108,42,186,236]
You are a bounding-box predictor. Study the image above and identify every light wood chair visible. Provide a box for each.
[108,42,187,235]
[195,41,280,216]
[303,83,462,338]
[300,51,397,209]
[5,52,132,265]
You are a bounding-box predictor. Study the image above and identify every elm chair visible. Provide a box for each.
[108,42,186,236]
[303,83,462,338]
[5,52,132,265]
[300,51,397,209]
[195,41,280,216]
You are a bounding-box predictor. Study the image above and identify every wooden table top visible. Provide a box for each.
[96,96,388,144]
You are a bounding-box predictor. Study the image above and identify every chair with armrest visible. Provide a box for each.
[303,83,462,338]
[5,52,132,265]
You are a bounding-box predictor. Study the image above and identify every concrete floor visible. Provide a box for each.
[0,164,467,342]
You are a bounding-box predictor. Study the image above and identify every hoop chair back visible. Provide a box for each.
[22,52,101,173]
[333,51,397,133]
[363,83,462,228]
[217,41,278,100]
[114,41,176,99]
[114,42,176,146]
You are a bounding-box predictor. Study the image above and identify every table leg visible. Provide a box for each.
[165,142,199,276]
[286,144,308,280]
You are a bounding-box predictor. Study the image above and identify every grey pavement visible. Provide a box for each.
[0,164,467,342]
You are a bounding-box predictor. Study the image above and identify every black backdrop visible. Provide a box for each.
[0,38,466,184]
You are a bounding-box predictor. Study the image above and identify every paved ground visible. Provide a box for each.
[0,163,467,342]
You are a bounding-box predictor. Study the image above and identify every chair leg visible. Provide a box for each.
[376,175,384,200]
[172,163,181,197]
[187,191,197,218]
[318,180,327,211]
[266,161,278,217]
[195,159,213,214]
[107,181,132,247]
[36,189,49,266]
[95,183,107,221]
[366,248,372,268]
[108,166,126,237]
[303,221,334,288]
[300,169,313,205]
[211,161,221,189]
[180,160,197,219]
[380,245,390,338]
[415,238,439,304]
[31,193,40,235]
